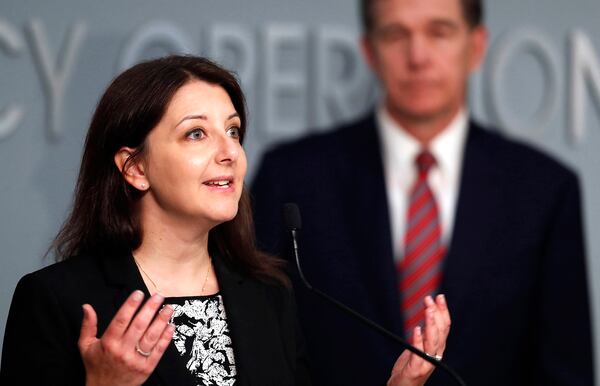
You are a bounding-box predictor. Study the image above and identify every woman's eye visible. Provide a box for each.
[227,126,241,139]
[186,128,205,140]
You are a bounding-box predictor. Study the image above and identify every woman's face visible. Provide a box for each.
[137,79,247,227]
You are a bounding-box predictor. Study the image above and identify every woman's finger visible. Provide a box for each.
[145,323,176,367]
[102,290,145,341]
[121,293,165,349]
[422,298,440,359]
[407,325,425,370]
[433,294,450,355]
[78,304,98,349]
[136,305,174,355]
[436,294,451,335]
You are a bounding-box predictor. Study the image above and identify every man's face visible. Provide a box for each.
[362,0,486,127]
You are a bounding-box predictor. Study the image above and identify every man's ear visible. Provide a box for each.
[361,34,378,73]
[114,147,149,191]
[468,25,488,73]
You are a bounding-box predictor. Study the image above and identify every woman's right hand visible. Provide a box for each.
[387,295,451,386]
[78,291,175,386]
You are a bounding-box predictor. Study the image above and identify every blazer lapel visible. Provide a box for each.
[212,254,274,386]
[340,114,403,334]
[98,252,150,326]
[441,123,508,320]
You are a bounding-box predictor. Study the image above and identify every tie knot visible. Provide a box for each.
[415,150,436,174]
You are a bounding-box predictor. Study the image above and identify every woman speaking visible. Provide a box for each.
[0,55,449,386]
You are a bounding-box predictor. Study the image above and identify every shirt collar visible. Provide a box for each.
[376,105,468,180]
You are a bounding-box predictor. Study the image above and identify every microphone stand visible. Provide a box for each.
[288,227,467,386]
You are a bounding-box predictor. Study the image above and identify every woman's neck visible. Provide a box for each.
[132,210,218,297]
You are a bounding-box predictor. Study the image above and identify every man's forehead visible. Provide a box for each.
[371,0,466,26]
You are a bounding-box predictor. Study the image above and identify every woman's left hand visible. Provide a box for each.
[387,294,451,386]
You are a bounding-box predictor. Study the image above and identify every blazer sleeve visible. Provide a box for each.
[535,174,594,385]
[0,272,85,385]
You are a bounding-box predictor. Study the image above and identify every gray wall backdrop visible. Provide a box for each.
[2,0,600,378]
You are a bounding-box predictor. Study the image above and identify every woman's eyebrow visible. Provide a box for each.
[177,112,239,126]
[177,114,207,126]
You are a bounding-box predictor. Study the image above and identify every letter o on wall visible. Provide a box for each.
[118,21,195,72]
[486,27,560,137]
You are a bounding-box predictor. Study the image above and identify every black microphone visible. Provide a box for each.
[282,202,466,386]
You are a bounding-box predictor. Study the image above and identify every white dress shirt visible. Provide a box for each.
[376,106,469,262]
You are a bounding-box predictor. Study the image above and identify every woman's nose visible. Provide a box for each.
[216,136,239,164]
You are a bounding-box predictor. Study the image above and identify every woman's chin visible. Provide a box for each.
[207,207,239,225]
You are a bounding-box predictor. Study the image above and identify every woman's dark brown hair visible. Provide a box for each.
[52,55,288,286]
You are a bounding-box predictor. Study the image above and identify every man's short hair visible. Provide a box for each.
[360,0,484,32]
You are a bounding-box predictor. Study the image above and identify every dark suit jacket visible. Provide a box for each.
[0,251,311,386]
[251,114,594,386]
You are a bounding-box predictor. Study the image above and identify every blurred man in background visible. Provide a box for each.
[252,0,593,384]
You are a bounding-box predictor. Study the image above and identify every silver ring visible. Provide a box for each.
[426,352,442,361]
[135,342,152,357]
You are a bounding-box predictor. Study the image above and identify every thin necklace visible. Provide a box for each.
[133,256,212,295]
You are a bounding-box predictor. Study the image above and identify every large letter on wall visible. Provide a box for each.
[26,20,86,140]
[262,24,308,141]
[486,27,559,138]
[208,25,256,90]
[118,21,194,72]
[569,29,600,143]
[0,20,25,141]
[312,26,374,129]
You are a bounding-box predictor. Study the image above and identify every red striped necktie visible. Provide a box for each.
[399,150,446,336]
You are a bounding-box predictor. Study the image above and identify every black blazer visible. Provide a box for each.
[251,113,593,386]
[0,251,311,386]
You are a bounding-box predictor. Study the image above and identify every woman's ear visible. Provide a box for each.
[114,147,149,191]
